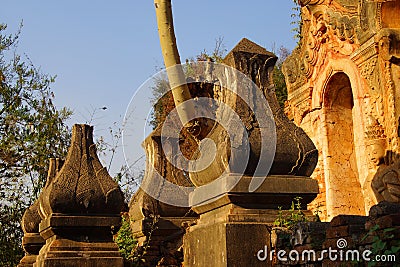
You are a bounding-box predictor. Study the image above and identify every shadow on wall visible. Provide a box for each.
[372,150,400,203]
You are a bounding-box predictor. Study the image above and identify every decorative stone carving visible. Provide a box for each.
[365,116,387,167]
[18,201,45,267]
[360,58,377,88]
[33,124,126,267]
[18,158,62,267]
[183,39,319,267]
[372,152,400,203]
[188,38,318,187]
[328,13,358,44]
[377,30,400,152]
[39,125,126,216]
[300,0,326,6]
[128,120,198,266]
[282,0,400,219]
[283,1,362,125]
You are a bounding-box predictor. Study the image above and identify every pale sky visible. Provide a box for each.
[1,1,299,177]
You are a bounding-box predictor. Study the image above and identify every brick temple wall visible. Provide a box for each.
[282,0,400,221]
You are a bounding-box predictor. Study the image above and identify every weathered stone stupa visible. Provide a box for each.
[19,124,127,267]
[182,38,320,267]
[18,158,63,267]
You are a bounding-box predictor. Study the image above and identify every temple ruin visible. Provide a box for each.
[18,0,400,266]
[283,0,400,221]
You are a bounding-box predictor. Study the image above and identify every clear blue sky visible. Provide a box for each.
[1,1,298,176]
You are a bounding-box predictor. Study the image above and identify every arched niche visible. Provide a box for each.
[322,72,365,219]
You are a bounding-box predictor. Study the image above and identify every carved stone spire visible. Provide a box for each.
[189,38,318,187]
[184,39,320,267]
[18,158,62,267]
[39,124,126,217]
[32,124,126,267]
[226,38,318,176]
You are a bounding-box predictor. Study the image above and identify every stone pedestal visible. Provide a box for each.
[130,216,196,266]
[127,125,198,266]
[18,199,46,267]
[34,214,123,267]
[26,125,127,267]
[183,175,319,267]
[18,233,45,267]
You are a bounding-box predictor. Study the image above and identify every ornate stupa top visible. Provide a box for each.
[223,38,318,177]
[21,158,62,234]
[39,124,126,217]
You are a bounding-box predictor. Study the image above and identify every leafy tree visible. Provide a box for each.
[0,23,72,266]
[273,46,290,109]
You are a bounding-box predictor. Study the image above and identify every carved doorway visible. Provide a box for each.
[323,72,365,219]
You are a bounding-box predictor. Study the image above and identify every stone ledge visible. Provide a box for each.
[39,214,121,232]
[190,175,319,214]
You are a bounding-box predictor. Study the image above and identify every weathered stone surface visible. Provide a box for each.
[18,158,62,267]
[184,209,273,267]
[369,201,400,219]
[372,156,400,203]
[183,39,319,267]
[39,125,126,215]
[18,232,44,267]
[329,215,368,227]
[325,225,365,239]
[273,207,400,266]
[283,0,400,220]
[151,175,316,266]
[291,222,329,248]
[189,38,318,187]
[30,124,125,267]
[128,124,198,266]
[190,175,319,214]
[375,214,400,228]
[184,176,318,266]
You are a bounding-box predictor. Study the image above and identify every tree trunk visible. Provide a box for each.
[154,0,195,126]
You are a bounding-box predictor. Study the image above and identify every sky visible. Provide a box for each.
[1,1,299,177]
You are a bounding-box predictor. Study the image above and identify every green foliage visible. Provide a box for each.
[0,23,71,266]
[273,66,288,109]
[273,197,307,230]
[361,225,400,267]
[114,213,159,267]
[0,203,25,267]
[114,214,138,261]
[149,72,173,129]
[291,0,302,43]
[273,46,290,109]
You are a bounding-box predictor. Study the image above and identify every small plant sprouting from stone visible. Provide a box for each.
[273,196,307,230]
[361,224,400,267]
[291,0,303,43]
[113,213,160,266]
[113,213,137,261]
